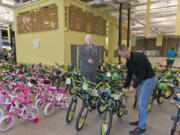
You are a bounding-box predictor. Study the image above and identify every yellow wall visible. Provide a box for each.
[14,0,65,65]
[14,0,128,65]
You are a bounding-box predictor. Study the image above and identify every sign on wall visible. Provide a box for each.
[33,39,40,48]
[156,35,163,46]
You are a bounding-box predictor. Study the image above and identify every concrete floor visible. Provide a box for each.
[1,91,177,135]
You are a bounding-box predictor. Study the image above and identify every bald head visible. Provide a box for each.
[85,34,92,45]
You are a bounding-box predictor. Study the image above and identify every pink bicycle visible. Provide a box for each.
[0,90,39,132]
[44,87,70,116]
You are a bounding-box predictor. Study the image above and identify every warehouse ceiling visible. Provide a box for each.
[0,0,178,37]
[82,0,178,37]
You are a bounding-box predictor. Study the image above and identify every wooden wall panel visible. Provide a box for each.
[132,37,180,57]
[17,12,32,33]
[69,5,106,36]
[17,4,58,33]
[69,6,83,31]
[39,5,58,31]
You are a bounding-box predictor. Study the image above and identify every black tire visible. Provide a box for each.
[170,127,176,135]
[164,87,174,99]
[97,101,108,114]
[101,110,113,135]
[69,85,76,95]
[117,106,125,118]
[75,104,89,131]
[66,99,77,123]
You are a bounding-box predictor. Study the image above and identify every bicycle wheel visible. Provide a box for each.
[35,99,44,110]
[66,99,77,123]
[0,115,15,132]
[117,106,125,118]
[75,104,89,131]
[61,97,70,109]
[97,101,108,114]
[164,87,174,99]
[101,110,113,135]
[44,103,54,116]
[23,106,39,120]
[69,86,76,95]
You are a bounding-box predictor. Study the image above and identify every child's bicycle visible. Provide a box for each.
[43,86,70,116]
[0,90,39,132]
[100,88,128,135]
[66,75,108,131]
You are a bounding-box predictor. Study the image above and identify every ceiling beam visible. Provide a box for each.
[134,0,177,7]
[107,4,177,14]
[0,1,15,9]
[133,13,176,20]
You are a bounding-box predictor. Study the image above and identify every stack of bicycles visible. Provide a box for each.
[65,73,129,135]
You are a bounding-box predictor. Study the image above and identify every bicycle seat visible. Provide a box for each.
[49,87,57,91]
[59,90,66,94]
[21,100,32,105]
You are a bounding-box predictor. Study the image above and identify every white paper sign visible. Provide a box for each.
[33,39,40,48]
[83,83,88,90]
[66,78,71,84]
[106,72,111,77]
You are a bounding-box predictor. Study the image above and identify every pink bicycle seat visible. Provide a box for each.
[49,87,57,91]
[21,100,32,105]
[59,90,66,94]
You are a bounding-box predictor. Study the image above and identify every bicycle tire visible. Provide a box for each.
[97,101,108,114]
[75,104,89,131]
[66,99,77,123]
[101,110,113,135]
[170,127,176,135]
[164,87,174,99]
